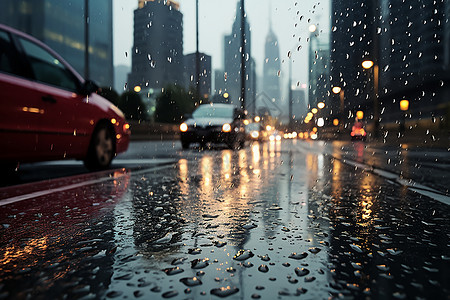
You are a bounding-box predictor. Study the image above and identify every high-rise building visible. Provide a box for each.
[128,0,183,92]
[330,0,450,125]
[184,52,212,99]
[292,89,307,122]
[308,26,330,112]
[330,0,375,122]
[263,15,281,105]
[378,0,450,122]
[0,0,114,87]
[223,1,255,109]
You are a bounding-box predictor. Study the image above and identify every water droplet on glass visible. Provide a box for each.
[210,286,239,297]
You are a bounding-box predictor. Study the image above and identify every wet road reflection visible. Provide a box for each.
[0,140,448,299]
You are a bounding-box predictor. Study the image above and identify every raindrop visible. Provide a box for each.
[172,257,187,265]
[304,276,316,282]
[191,258,209,269]
[295,287,308,295]
[240,262,254,268]
[188,248,202,255]
[210,286,239,298]
[350,244,363,253]
[180,277,203,287]
[258,265,269,273]
[295,267,310,277]
[233,250,254,261]
[308,247,321,254]
[162,290,178,298]
[288,252,308,260]
[163,266,184,276]
[202,213,219,218]
[259,255,270,262]
[213,241,227,248]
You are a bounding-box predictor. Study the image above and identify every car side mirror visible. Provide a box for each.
[79,80,99,96]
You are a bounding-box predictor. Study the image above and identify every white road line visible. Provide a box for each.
[0,165,174,207]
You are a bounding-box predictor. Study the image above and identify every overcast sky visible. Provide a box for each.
[113,0,330,95]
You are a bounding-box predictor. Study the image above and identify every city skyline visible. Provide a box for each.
[113,0,331,96]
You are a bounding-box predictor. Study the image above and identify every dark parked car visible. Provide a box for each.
[179,103,246,149]
[0,24,130,170]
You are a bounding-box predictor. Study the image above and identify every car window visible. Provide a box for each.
[18,37,79,92]
[192,105,234,119]
[0,29,19,75]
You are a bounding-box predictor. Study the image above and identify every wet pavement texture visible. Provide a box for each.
[0,140,449,299]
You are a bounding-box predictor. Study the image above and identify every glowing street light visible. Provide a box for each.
[134,86,141,93]
[362,60,374,69]
[317,102,325,109]
[400,99,409,111]
[332,86,342,94]
[311,108,318,114]
[356,110,364,120]
[399,99,409,134]
[333,118,339,126]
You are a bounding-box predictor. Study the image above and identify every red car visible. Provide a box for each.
[0,24,130,170]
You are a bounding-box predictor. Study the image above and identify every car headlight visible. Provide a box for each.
[222,123,232,132]
[180,123,188,132]
[251,131,259,138]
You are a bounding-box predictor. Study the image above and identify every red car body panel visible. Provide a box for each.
[0,24,130,164]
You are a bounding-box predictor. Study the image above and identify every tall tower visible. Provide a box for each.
[263,8,281,104]
[223,1,254,108]
[128,0,183,92]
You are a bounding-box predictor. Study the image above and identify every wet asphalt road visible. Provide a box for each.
[0,140,449,299]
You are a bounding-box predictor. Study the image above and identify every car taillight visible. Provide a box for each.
[123,123,130,133]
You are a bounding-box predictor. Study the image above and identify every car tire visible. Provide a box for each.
[84,122,115,171]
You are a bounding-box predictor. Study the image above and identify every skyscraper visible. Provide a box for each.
[330,0,375,122]
[0,0,114,87]
[378,0,450,122]
[308,26,330,111]
[223,1,255,109]
[128,0,183,92]
[330,0,450,126]
[263,13,281,105]
[184,52,212,99]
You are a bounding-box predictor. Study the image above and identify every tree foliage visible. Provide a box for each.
[154,85,197,123]
[118,91,148,121]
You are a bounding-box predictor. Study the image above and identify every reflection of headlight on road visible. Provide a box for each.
[222,123,231,132]
[251,131,259,139]
[180,123,188,132]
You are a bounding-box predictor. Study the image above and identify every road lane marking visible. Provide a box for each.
[0,165,174,207]
[342,158,450,205]
[292,142,450,206]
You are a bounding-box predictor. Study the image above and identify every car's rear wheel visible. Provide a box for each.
[84,123,115,170]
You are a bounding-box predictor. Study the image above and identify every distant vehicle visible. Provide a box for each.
[0,24,130,170]
[351,118,367,141]
[245,122,267,141]
[179,103,246,149]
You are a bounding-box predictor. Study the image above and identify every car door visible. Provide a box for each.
[16,35,92,160]
[0,28,44,162]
